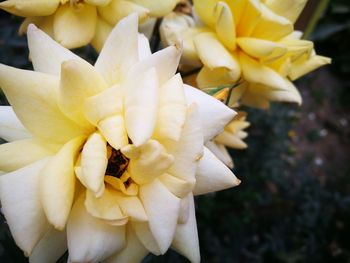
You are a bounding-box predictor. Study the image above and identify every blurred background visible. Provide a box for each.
[0,0,349,262]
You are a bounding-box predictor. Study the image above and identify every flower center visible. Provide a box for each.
[69,0,84,10]
[106,146,129,179]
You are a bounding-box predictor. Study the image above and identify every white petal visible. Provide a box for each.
[27,24,82,77]
[0,106,31,141]
[171,194,200,263]
[29,228,67,263]
[138,33,152,60]
[95,13,139,85]
[194,147,240,195]
[138,179,181,254]
[184,84,236,142]
[0,159,50,255]
[205,141,233,168]
[124,67,158,146]
[67,197,126,263]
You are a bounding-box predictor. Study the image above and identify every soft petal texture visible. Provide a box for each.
[215,131,247,149]
[205,141,233,168]
[106,225,148,263]
[79,133,108,197]
[0,106,31,141]
[171,194,200,263]
[214,1,236,50]
[194,147,240,195]
[27,24,82,77]
[40,136,86,230]
[53,4,97,49]
[289,55,332,80]
[137,179,181,254]
[95,13,139,85]
[0,159,50,255]
[0,139,54,172]
[184,85,236,142]
[124,67,158,146]
[159,173,194,199]
[138,33,152,60]
[197,66,239,88]
[265,0,308,23]
[193,0,217,27]
[29,228,67,263]
[130,0,179,17]
[85,0,112,6]
[91,18,113,52]
[59,59,108,128]
[153,74,187,141]
[0,0,59,16]
[0,65,87,144]
[67,197,126,263]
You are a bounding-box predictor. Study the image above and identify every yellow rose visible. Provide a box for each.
[0,14,240,263]
[0,0,180,50]
[160,0,331,109]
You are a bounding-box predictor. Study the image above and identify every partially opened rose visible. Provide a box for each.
[0,13,241,263]
[160,0,331,109]
[0,0,179,51]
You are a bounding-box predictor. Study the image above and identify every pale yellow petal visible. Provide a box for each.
[237,0,262,37]
[214,1,236,50]
[215,130,248,149]
[289,55,331,80]
[159,173,194,199]
[85,0,112,6]
[0,159,50,255]
[0,65,88,143]
[196,66,240,89]
[0,106,31,142]
[139,17,156,39]
[0,0,59,16]
[265,0,308,23]
[116,194,148,222]
[91,18,113,52]
[132,222,161,255]
[67,197,126,262]
[98,116,129,150]
[130,0,179,17]
[40,136,86,230]
[20,16,54,37]
[0,139,55,172]
[194,147,240,195]
[193,0,217,28]
[53,4,97,49]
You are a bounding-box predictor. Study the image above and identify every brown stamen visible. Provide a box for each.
[106,147,129,179]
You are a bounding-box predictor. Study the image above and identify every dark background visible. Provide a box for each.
[0,0,350,262]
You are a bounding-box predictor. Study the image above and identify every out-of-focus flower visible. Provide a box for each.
[0,14,240,263]
[160,0,331,109]
[0,0,180,51]
[207,111,250,168]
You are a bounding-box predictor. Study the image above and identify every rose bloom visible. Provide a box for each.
[160,0,331,109]
[0,0,179,51]
[0,13,242,263]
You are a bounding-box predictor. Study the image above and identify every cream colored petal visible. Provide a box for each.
[0,0,59,16]
[91,17,113,52]
[215,130,247,149]
[289,55,331,80]
[85,0,112,6]
[0,159,50,255]
[53,4,97,49]
[130,0,179,17]
[237,37,287,62]
[194,32,241,81]
[171,193,200,263]
[124,67,158,146]
[105,225,148,263]
[40,136,86,230]
[29,228,67,263]
[0,65,88,143]
[98,116,129,150]
[214,1,236,50]
[138,179,181,254]
[177,194,190,224]
[122,140,174,185]
[95,13,139,85]
[159,173,194,199]
[193,0,217,28]
[80,133,107,196]
[184,85,236,142]
[0,106,31,141]
[194,147,240,195]
[67,197,126,263]
[166,104,203,184]
[116,194,147,222]
[205,141,233,168]
[98,0,149,26]
[132,222,161,255]
[138,33,152,60]
[251,4,293,41]
[0,139,55,172]
[265,0,308,23]
[153,74,187,141]
[59,59,108,128]
[139,17,156,39]
[20,16,54,37]
[27,24,82,77]
[196,66,240,89]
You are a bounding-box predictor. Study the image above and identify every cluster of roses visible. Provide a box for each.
[0,0,330,262]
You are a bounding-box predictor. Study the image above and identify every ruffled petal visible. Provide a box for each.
[0,0,59,16]
[289,55,331,80]
[67,197,126,263]
[193,147,240,195]
[53,4,97,49]
[0,159,50,255]
[184,85,236,142]
[214,1,236,50]
[205,141,233,168]
[40,136,86,230]
[0,106,31,141]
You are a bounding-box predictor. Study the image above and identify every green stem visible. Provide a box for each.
[303,0,330,39]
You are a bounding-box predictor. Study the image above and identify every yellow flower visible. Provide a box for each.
[0,14,240,263]
[160,0,331,109]
[207,111,250,168]
[0,0,180,51]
